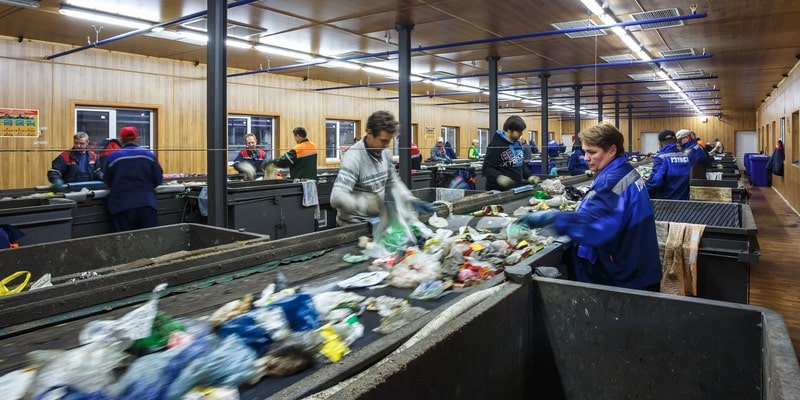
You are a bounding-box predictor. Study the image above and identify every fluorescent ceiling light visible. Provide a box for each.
[226,39,252,49]
[432,80,460,90]
[0,0,39,8]
[254,44,313,61]
[326,60,362,71]
[59,5,153,30]
[580,0,605,16]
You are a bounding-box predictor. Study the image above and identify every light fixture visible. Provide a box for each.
[59,5,154,30]
[254,44,314,61]
[0,0,39,8]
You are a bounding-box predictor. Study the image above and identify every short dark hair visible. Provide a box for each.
[580,123,625,157]
[292,127,307,138]
[502,115,526,132]
[366,111,398,137]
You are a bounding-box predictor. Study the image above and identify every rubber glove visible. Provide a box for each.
[51,178,66,192]
[497,175,514,188]
[515,210,557,228]
[410,198,435,215]
[363,193,384,215]
[528,175,540,185]
[586,170,595,177]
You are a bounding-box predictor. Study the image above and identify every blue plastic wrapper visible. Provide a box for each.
[217,314,273,356]
[270,293,321,332]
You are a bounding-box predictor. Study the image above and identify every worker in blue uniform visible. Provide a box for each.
[646,130,692,200]
[514,123,662,291]
[47,131,101,190]
[567,137,590,175]
[103,126,164,232]
[675,129,708,180]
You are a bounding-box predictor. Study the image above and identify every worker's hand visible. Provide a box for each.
[527,175,540,185]
[515,210,557,228]
[497,175,514,188]
[236,162,256,181]
[363,193,384,215]
[51,178,66,192]
[410,198,435,215]
[585,170,595,177]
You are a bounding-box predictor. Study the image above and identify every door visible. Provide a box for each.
[735,131,757,171]
[641,132,660,154]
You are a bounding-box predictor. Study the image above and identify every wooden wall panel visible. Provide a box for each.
[0,35,758,194]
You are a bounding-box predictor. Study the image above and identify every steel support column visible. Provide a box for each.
[396,24,414,188]
[627,104,634,154]
[206,0,227,228]
[487,56,500,133]
[597,94,604,123]
[540,73,550,172]
[574,85,582,141]
[614,95,620,129]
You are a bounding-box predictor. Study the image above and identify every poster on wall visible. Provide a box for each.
[1,108,40,137]
[424,126,435,139]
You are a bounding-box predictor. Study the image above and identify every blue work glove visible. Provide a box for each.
[411,199,435,215]
[515,210,557,228]
[51,178,66,192]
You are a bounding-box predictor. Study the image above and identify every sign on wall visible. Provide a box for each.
[424,126,435,139]
[1,108,40,137]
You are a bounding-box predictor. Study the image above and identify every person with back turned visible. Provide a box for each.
[264,127,318,180]
[103,126,163,232]
[645,129,691,200]
[482,115,538,191]
[512,123,661,291]
[330,111,432,226]
[676,129,708,180]
[47,131,101,190]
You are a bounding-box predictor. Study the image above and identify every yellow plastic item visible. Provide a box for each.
[317,324,349,362]
[0,271,31,296]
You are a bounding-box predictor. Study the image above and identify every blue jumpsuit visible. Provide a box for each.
[680,138,708,180]
[567,148,589,175]
[552,157,662,290]
[104,144,164,232]
[646,143,691,200]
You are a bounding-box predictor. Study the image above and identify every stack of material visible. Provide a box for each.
[657,222,705,296]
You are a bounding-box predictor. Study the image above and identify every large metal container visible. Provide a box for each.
[0,197,76,245]
[318,272,799,400]
[0,223,268,333]
[225,179,317,239]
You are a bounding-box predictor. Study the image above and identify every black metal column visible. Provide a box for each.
[540,73,550,172]
[627,104,634,153]
[206,0,227,228]
[487,56,499,133]
[396,24,414,188]
[597,94,604,123]
[614,95,620,129]
[574,85,582,140]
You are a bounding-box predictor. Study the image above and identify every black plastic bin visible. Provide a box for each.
[227,180,317,239]
[316,173,337,230]
[411,169,434,190]
[651,199,759,304]
[0,197,76,245]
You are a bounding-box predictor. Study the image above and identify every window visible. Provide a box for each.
[393,124,417,157]
[477,128,489,155]
[326,119,357,161]
[441,125,457,155]
[74,106,156,149]
[528,130,539,148]
[227,115,275,163]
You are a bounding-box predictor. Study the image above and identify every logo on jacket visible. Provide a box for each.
[500,149,524,167]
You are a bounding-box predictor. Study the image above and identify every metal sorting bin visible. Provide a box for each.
[0,223,268,332]
[429,164,480,190]
[320,272,800,400]
[70,186,189,238]
[411,169,434,190]
[226,179,317,239]
[651,199,759,304]
[690,179,749,203]
[315,172,337,231]
[0,197,75,245]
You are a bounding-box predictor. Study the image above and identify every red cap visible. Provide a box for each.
[120,126,139,141]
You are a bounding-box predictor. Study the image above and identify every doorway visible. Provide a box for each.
[735,131,757,171]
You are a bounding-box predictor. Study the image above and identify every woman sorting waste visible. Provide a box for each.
[513,123,662,291]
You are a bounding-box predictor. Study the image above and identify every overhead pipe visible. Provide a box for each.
[232,12,707,79]
[510,75,719,93]
[321,53,711,92]
[47,0,261,60]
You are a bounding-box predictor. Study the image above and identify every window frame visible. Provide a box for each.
[227,114,276,164]
[326,118,358,162]
[73,105,156,150]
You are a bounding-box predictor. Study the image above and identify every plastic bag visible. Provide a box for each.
[79,283,168,346]
[29,342,128,399]
[167,335,257,399]
[390,251,442,288]
[269,293,321,332]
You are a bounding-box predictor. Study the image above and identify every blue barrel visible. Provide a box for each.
[749,155,770,186]
[743,153,757,176]
[528,159,555,174]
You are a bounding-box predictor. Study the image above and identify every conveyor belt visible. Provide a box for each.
[652,199,742,228]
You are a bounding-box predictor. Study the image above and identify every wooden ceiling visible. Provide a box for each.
[1,0,799,119]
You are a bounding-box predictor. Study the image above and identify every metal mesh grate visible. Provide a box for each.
[651,200,741,228]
